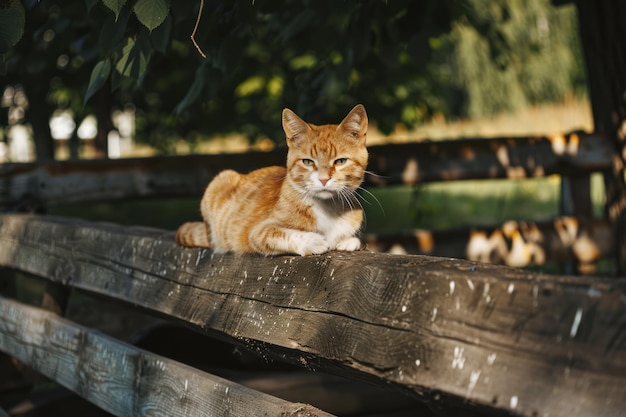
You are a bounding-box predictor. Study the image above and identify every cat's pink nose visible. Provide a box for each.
[319,178,330,186]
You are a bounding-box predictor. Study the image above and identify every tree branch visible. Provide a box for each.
[191,0,207,58]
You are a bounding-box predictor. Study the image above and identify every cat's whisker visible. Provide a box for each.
[345,188,364,214]
[353,191,373,206]
[336,191,347,210]
[337,189,353,212]
[364,170,389,181]
[357,186,385,215]
[343,188,368,229]
[349,189,364,210]
[343,188,356,210]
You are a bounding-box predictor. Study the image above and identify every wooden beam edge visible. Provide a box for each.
[0,295,334,417]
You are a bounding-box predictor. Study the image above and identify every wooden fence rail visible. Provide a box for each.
[0,132,611,209]
[0,295,332,417]
[0,297,330,417]
[0,213,624,417]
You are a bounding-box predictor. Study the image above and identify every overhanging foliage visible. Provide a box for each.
[1,0,585,154]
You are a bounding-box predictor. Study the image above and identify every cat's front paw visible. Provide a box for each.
[291,232,330,256]
[335,237,362,252]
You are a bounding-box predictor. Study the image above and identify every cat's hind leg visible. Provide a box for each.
[175,221,212,247]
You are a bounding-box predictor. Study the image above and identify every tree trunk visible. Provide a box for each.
[27,102,55,161]
[94,79,113,159]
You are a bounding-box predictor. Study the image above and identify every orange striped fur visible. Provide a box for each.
[175,104,369,255]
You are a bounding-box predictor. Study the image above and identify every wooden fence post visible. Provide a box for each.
[575,0,626,273]
[560,173,593,274]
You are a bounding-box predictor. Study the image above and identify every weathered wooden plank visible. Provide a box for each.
[0,132,612,208]
[0,151,285,210]
[0,214,624,417]
[368,131,612,185]
[0,295,333,417]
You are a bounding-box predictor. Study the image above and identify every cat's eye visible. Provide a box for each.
[302,159,315,166]
[334,158,348,165]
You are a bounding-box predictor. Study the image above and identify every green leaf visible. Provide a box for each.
[84,59,111,104]
[0,1,25,53]
[133,0,170,32]
[98,7,130,53]
[114,34,152,86]
[174,64,207,115]
[150,14,171,53]
[102,0,127,20]
[115,37,135,77]
[134,30,153,85]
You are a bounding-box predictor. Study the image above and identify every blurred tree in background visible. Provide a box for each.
[437,0,586,119]
[0,0,585,157]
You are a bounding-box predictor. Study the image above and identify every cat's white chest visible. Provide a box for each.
[311,204,358,245]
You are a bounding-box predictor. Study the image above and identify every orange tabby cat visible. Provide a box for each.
[175,104,368,255]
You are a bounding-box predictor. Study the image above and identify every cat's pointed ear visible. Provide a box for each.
[282,108,311,147]
[339,104,368,143]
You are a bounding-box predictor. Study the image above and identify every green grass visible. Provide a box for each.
[363,173,606,233]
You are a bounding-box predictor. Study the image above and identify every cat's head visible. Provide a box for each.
[282,104,368,200]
